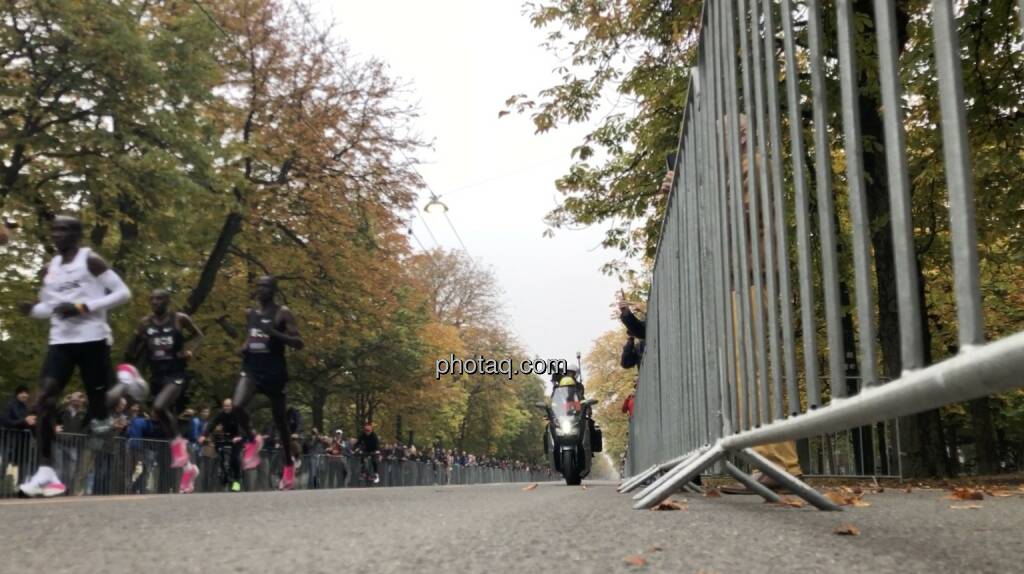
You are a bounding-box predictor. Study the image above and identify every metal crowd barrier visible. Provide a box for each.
[0,428,552,498]
[623,0,1022,509]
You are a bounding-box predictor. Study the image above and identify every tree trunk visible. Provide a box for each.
[184,210,243,315]
[311,386,327,433]
[852,0,945,478]
[969,397,998,474]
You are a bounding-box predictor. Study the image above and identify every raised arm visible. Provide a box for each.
[178,312,205,357]
[271,306,303,350]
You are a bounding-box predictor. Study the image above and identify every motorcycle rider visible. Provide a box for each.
[354,421,380,484]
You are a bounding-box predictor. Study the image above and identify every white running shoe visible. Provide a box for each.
[19,466,66,498]
[116,363,149,401]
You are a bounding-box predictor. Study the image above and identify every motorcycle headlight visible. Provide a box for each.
[554,418,577,437]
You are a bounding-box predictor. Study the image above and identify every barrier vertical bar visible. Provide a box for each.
[781,0,821,408]
[873,0,924,371]
[725,0,757,431]
[738,0,770,425]
[749,0,780,423]
[713,0,740,432]
[836,0,879,389]
[762,0,800,416]
[806,0,846,400]
[931,0,984,349]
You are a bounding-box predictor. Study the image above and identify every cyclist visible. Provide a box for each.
[354,421,380,484]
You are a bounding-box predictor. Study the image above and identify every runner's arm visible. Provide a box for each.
[269,306,303,350]
[84,254,131,313]
[123,320,148,364]
[178,313,205,357]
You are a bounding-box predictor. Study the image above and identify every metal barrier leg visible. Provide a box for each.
[633,445,725,509]
[619,449,702,494]
[737,448,840,511]
[723,461,781,503]
[618,464,660,493]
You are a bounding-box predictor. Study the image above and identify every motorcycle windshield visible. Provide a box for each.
[551,386,582,416]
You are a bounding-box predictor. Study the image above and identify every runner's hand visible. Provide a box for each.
[53,302,81,318]
[26,415,37,427]
[660,170,674,194]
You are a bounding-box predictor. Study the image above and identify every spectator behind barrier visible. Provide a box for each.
[1,385,35,430]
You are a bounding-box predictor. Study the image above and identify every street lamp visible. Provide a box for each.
[424,193,448,215]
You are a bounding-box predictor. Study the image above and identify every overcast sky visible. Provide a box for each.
[314,0,624,364]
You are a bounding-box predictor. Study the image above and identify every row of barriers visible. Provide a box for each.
[622,0,1024,509]
[0,429,552,498]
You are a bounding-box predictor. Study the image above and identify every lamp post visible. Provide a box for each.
[423,193,448,214]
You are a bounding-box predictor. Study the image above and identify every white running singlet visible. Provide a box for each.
[39,247,113,345]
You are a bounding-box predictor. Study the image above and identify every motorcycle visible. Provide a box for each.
[537,384,602,485]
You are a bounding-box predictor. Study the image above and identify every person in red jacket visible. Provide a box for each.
[621,381,637,418]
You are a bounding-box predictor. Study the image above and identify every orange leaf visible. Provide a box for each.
[987,490,1014,498]
[705,488,722,498]
[834,524,861,536]
[946,487,984,501]
[623,555,647,567]
[776,496,806,508]
[522,483,538,491]
[652,498,688,511]
[949,504,983,510]
[904,486,913,494]
[850,498,871,508]
[824,491,849,506]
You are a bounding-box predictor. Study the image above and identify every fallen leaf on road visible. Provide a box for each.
[647,545,663,553]
[825,491,847,505]
[581,485,588,491]
[824,490,870,507]
[704,488,722,498]
[623,555,647,567]
[904,486,913,493]
[834,524,860,536]
[651,498,688,511]
[522,483,538,491]
[950,504,983,510]
[985,489,1014,498]
[776,496,806,508]
[852,486,864,495]
[945,487,984,501]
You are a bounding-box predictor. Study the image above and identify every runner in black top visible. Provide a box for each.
[122,289,204,492]
[231,275,304,490]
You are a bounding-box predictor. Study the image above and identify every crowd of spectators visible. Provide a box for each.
[3,387,538,489]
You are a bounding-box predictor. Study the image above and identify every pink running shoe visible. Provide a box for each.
[170,437,189,469]
[19,472,66,498]
[278,464,295,491]
[242,435,264,470]
[179,463,199,494]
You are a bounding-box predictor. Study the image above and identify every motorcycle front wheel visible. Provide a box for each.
[561,450,582,486]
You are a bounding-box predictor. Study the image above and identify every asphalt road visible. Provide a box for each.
[2,480,1021,573]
